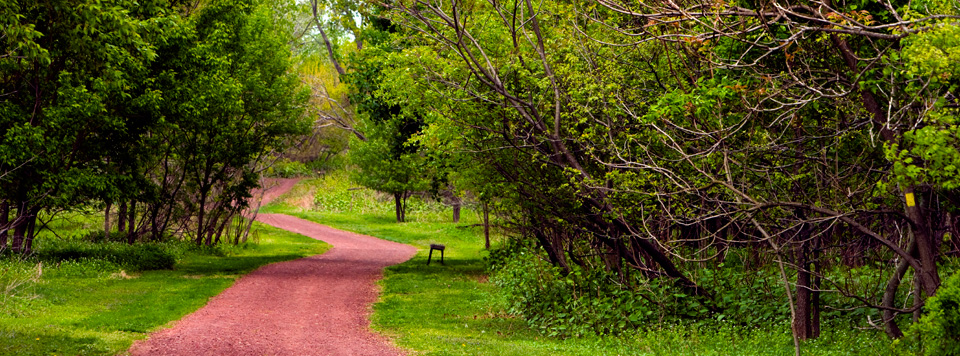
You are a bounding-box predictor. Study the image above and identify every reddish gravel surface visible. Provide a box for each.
[128,179,417,356]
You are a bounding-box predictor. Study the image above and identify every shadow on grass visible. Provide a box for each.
[176,254,312,275]
[391,255,487,277]
[0,327,113,356]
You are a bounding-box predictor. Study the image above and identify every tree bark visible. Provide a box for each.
[401,193,407,222]
[0,201,8,251]
[534,229,569,273]
[118,201,127,233]
[11,206,27,253]
[311,0,345,76]
[482,201,490,249]
[394,192,404,223]
[127,200,137,243]
[197,186,208,245]
[104,201,112,241]
[795,241,813,340]
[904,186,941,296]
[811,242,822,339]
[24,210,37,253]
[452,198,461,223]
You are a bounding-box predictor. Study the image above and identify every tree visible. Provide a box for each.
[0,0,176,252]
[142,0,310,244]
[379,0,960,348]
[0,0,310,250]
[344,15,433,222]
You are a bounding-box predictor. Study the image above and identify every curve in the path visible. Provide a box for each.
[129,181,417,356]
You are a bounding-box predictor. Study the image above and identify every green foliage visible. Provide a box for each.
[263,178,890,355]
[0,0,171,212]
[895,271,960,355]
[265,159,313,178]
[489,241,902,338]
[35,241,178,271]
[309,170,391,214]
[884,22,960,190]
[348,118,431,196]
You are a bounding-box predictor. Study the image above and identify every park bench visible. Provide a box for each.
[427,244,445,265]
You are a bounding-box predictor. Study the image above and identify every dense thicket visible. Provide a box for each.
[0,0,309,249]
[352,0,960,347]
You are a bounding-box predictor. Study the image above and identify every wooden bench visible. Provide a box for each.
[427,244,445,265]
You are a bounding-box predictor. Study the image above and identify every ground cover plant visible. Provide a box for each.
[0,223,330,356]
[272,176,900,355]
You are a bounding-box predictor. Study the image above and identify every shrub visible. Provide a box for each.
[895,270,960,355]
[488,240,886,338]
[36,242,178,271]
[266,158,312,177]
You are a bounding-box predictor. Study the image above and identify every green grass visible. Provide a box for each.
[0,223,330,356]
[0,174,897,356]
[267,178,893,356]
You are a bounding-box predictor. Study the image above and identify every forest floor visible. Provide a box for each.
[128,179,417,356]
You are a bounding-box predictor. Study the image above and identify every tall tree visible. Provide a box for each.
[0,0,176,252]
[144,0,310,244]
[345,15,431,222]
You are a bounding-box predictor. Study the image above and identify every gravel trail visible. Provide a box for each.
[128,180,416,356]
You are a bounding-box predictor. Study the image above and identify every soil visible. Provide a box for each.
[128,179,417,356]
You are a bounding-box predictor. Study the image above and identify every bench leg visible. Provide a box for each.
[440,249,444,265]
[428,248,434,265]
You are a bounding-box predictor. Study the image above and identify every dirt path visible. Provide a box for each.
[129,180,417,356]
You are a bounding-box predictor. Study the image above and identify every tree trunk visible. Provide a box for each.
[394,192,403,223]
[127,200,137,244]
[24,211,37,253]
[197,187,208,245]
[882,254,911,338]
[0,201,8,251]
[452,198,461,223]
[904,186,940,296]
[811,243,822,339]
[534,229,569,273]
[104,201,112,241]
[310,0,345,76]
[11,206,27,253]
[118,201,127,233]
[914,278,923,323]
[150,204,162,241]
[794,242,813,340]
[482,201,490,249]
[793,211,819,340]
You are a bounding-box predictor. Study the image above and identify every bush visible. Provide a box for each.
[896,270,960,355]
[266,158,312,177]
[488,240,883,338]
[36,241,178,271]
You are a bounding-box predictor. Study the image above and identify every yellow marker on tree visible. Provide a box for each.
[906,193,916,207]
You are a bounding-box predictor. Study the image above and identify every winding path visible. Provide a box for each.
[129,179,417,356]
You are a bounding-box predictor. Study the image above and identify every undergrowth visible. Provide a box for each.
[488,241,912,340]
[281,173,900,355]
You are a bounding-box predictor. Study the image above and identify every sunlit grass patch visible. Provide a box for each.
[0,222,330,356]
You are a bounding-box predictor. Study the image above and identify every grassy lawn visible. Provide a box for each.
[267,179,892,356]
[0,223,330,356]
[0,175,896,356]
